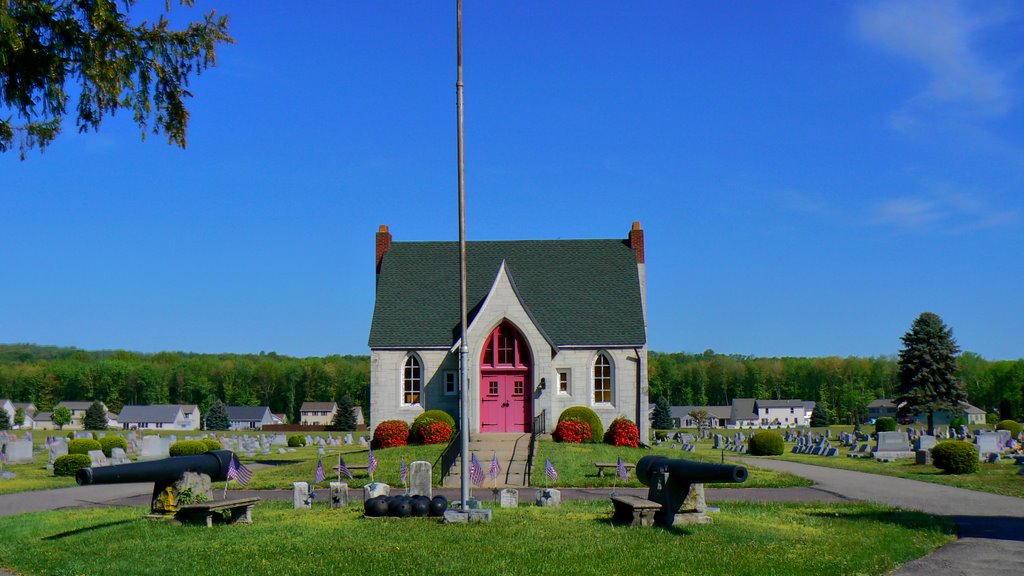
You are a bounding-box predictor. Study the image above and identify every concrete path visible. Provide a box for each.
[0,482,152,518]
[740,458,1024,576]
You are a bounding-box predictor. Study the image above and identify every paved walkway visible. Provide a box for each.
[739,458,1024,576]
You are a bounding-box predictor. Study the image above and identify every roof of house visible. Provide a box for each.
[868,399,896,409]
[300,402,337,412]
[369,239,646,349]
[12,402,36,416]
[960,401,985,415]
[0,398,11,407]
[56,401,98,411]
[670,405,734,421]
[756,399,803,409]
[117,405,183,423]
[730,398,757,421]
[227,406,271,421]
[803,401,816,411]
[34,411,52,422]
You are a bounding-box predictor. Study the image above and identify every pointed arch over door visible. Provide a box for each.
[479,321,532,432]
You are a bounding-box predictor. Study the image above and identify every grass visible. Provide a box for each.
[532,441,813,489]
[0,500,955,576]
[0,451,76,495]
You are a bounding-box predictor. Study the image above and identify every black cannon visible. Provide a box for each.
[629,455,748,527]
[77,450,234,516]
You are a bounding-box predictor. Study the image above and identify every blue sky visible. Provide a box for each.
[2,1,1022,359]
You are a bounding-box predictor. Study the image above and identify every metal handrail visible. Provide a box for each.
[436,429,463,485]
[524,409,545,486]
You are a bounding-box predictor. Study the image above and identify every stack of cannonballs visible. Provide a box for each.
[364,494,448,518]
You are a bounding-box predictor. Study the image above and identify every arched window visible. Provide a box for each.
[593,353,612,404]
[403,355,422,405]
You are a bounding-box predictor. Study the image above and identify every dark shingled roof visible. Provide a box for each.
[227,406,271,421]
[369,239,646,348]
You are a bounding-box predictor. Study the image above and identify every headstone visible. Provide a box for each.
[140,436,169,461]
[278,448,287,454]
[996,430,1012,450]
[329,482,349,508]
[535,488,561,507]
[74,431,93,440]
[976,433,999,459]
[713,435,724,449]
[271,434,287,446]
[359,437,369,447]
[293,482,311,509]
[913,435,937,452]
[110,447,130,465]
[87,449,109,467]
[364,482,390,499]
[499,488,519,508]
[5,440,34,464]
[915,450,931,465]
[48,439,68,464]
[408,460,432,498]
[344,433,353,445]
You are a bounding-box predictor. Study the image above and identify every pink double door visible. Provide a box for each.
[480,372,531,432]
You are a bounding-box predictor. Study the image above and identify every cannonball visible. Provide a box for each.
[410,496,430,517]
[388,496,412,518]
[364,495,389,517]
[429,495,448,517]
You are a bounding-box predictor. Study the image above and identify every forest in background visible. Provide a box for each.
[0,344,1021,425]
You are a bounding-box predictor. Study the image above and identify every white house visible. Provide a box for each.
[0,399,14,428]
[227,406,274,430]
[299,402,337,426]
[118,405,201,431]
[55,400,107,430]
[12,402,37,429]
[674,398,808,429]
[368,223,650,439]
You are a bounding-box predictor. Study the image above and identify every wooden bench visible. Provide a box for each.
[334,464,369,476]
[175,497,261,528]
[610,495,662,527]
[595,462,635,477]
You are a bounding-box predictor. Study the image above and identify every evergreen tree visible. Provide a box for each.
[204,399,229,430]
[52,406,72,430]
[896,312,964,435]
[13,407,25,428]
[84,400,108,430]
[0,407,10,430]
[330,396,358,431]
[810,403,830,428]
[652,396,674,429]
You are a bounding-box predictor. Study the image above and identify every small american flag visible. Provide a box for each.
[488,452,501,481]
[367,447,378,477]
[544,458,557,483]
[335,455,352,479]
[617,456,629,482]
[400,458,408,485]
[314,458,326,484]
[227,453,253,487]
[0,448,6,464]
[469,453,485,486]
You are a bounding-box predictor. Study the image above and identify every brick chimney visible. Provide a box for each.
[375,225,392,273]
[628,221,644,263]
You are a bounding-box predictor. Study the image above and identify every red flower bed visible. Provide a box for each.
[417,420,454,444]
[604,417,639,447]
[372,419,410,449]
[553,418,592,443]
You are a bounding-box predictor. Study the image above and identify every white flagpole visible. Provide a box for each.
[456,0,471,512]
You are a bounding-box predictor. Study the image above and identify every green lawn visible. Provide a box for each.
[0,450,76,495]
[0,500,955,576]
[532,441,813,489]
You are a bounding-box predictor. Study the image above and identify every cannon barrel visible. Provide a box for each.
[636,455,747,486]
[76,449,234,486]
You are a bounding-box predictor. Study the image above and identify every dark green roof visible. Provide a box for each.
[368,239,646,349]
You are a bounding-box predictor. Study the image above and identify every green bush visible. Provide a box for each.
[749,431,785,456]
[201,439,223,451]
[411,410,457,443]
[169,440,209,457]
[986,413,1000,426]
[53,454,92,477]
[67,438,101,455]
[99,436,128,457]
[950,416,967,430]
[287,434,306,447]
[874,417,897,434]
[996,420,1022,439]
[557,406,603,443]
[931,440,979,474]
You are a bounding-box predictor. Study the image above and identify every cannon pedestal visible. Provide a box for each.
[634,456,747,528]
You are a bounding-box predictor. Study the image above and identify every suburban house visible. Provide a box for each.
[0,399,14,428]
[868,398,986,426]
[117,404,201,431]
[55,400,108,430]
[13,402,37,429]
[299,402,338,426]
[867,399,898,421]
[803,401,816,422]
[674,398,809,429]
[271,413,287,425]
[32,411,52,430]
[368,223,650,439]
[227,406,275,430]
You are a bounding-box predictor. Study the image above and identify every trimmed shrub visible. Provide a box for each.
[67,438,101,455]
[749,431,785,456]
[202,439,223,451]
[287,434,307,447]
[874,417,897,434]
[372,420,410,449]
[950,416,967,430]
[53,454,92,477]
[99,436,128,457]
[604,418,640,447]
[557,406,603,443]
[553,418,592,443]
[169,440,209,457]
[414,420,454,445]
[932,440,979,474]
[411,410,457,443]
[996,420,1022,439]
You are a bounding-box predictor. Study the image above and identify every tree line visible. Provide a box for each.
[649,350,1024,424]
[0,345,368,424]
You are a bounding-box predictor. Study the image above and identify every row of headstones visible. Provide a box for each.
[667,442,697,452]
[791,437,839,457]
